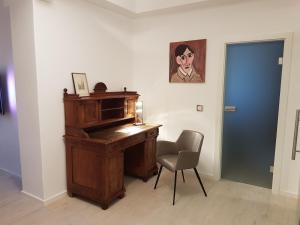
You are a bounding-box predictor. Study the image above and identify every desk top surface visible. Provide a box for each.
[88,123,161,143]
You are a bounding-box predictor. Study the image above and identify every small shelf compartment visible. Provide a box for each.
[102,98,125,110]
[101,108,124,120]
[101,98,125,120]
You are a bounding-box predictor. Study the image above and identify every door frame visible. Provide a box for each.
[214,33,294,194]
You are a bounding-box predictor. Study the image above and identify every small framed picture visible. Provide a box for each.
[72,73,89,97]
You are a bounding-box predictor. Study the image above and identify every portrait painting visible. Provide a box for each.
[169,39,206,83]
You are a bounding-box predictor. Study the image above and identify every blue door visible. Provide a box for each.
[222,41,284,188]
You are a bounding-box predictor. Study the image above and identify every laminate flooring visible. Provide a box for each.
[0,169,299,225]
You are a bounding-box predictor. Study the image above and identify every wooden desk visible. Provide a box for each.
[63,88,161,209]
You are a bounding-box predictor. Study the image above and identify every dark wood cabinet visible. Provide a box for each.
[63,88,160,209]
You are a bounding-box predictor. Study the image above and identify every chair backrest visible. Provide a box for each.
[176,130,204,154]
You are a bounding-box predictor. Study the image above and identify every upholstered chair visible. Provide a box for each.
[154,130,207,205]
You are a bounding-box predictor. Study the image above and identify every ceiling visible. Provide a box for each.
[88,0,254,16]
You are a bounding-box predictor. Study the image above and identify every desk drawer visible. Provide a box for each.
[110,133,145,151]
[146,129,158,138]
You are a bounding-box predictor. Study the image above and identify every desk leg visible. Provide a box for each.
[144,136,158,181]
[118,192,125,199]
[67,191,74,197]
[101,204,109,210]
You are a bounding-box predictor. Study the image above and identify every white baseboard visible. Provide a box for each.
[0,167,21,179]
[43,191,67,205]
[199,172,215,180]
[182,168,215,180]
[21,190,67,205]
[279,190,299,199]
[21,190,44,202]
[202,173,218,181]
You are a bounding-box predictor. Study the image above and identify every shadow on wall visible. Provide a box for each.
[0,70,7,115]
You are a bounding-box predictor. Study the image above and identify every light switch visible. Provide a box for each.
[196,105,203,112]
[278,57,283,65]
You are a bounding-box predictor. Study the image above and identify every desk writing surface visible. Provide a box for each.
[88,123,161,143]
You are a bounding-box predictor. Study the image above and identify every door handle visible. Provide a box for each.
[291,109,300,160]
[224,106,237,112]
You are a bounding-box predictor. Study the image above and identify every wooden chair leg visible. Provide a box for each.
[181,170,185,183]
[173,171,177,205]
[154,165,163,189]
[193,168,207,197]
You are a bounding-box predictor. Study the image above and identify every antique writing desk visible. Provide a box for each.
[63,87,160,209]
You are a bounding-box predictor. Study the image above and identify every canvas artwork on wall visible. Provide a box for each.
[169,39,206,83]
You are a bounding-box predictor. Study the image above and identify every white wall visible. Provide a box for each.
[7,0,300,200]
[8,0,44,199]
[132,0,300,195]
[32,0,134,200]
[0,0,21,177]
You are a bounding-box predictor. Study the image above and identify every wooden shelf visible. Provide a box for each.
[64,89,138,129]
[101,107,124,112]
[80,116,135,129]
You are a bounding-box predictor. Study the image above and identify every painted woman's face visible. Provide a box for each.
[176,48,195,73]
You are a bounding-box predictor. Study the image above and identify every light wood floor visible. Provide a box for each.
[0,169,299,225]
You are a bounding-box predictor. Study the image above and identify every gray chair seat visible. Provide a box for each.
[154,130,207,205]
[157,154,178,172]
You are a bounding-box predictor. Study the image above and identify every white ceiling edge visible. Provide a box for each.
[87,0,256,17]
[4,0,260,18]
[103,0,210,14]
[87,0,136,17]
[105,0,135,12]
[136,0,253,16]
